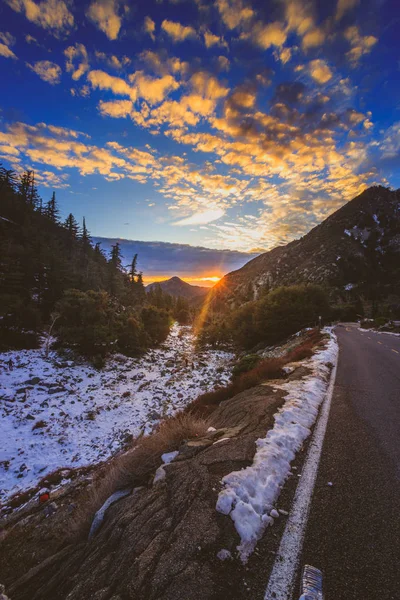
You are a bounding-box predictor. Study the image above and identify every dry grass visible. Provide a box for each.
[188,329,324,417]
[69,413,209,538]
[187,357,285,417]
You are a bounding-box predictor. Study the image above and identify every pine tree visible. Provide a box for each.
[94,242,106,261]
[81,217,91,253]
[45,191,60,222]
[0,165,17,193]
[64,213,80,238]
[136,272,146,300]
[18,170,40,208]
[108,243,124,297]
[129,254,138,283]
[109,243,122,271]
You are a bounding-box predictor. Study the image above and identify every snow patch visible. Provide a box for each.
[89,488,131,539]
[161,450,179,464]
[217,549,232,561]
[216,329,338,562]
[0,324,234,503]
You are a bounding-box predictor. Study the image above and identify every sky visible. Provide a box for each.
[0,0,399,279]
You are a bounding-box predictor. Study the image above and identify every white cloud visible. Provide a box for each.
[174,207,225,226]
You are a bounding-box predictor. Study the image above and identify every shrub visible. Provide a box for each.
[117,315,149,357]
[203,284,330,351]
[188,356,285,416]
[232,354,261,378]
[56,289,117,356]
[189,329,324,416]
[141,306,171,345]
[196,318,231,348]
[373,316,388,328]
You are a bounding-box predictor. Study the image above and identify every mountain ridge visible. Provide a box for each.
[146,276,209,300]
[211,186,400,309]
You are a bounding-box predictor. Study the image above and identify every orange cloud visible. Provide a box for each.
[345,26,377,66]
[308,59,333,84]
[161,19,196,42]
[27,60,62,84]
[143,16,156,41]
[88,69,137,101]
[6,0,74,36]
[87,0,122,40]
[64,43,89,81]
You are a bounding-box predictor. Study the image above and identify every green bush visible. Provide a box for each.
[56,289,117,356]
[141,306,171,345]
[232,354,261,378]
[373,316,388,328]
[230,284,330,350]
[117,315,149,356]
[196,319,231,348]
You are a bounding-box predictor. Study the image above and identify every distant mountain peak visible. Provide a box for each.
[146,276,209,300]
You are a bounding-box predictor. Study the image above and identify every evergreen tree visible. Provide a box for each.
[129,253,138,283]
[136,272,146,300]
[94,242,106,261]
[0,165,17,193]
[64,213,80,238]
[81,217,91,253]
[18,170,40,208]
[46,191,60,222]
[109,243,122,270]
[0,172,178,356]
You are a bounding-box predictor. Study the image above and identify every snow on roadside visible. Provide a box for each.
[0,324,234,503]
[359,328,400,337]
[216,329,338,562]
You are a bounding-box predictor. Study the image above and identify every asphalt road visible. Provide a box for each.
[300,324,400,599]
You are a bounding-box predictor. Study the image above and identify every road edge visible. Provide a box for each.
[264,334,339,600]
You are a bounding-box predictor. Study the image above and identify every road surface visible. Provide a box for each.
[300,324,400,599]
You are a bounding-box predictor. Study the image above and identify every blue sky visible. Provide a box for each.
[0,0,399,264]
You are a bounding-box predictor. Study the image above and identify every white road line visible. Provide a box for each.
[392,349,399,354]
[264,351,339,600]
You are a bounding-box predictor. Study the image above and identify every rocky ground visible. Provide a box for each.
[0,331,337,600]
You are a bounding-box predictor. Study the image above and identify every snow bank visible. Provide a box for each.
[0,324,234,503]
[216,329,338,562]
[359,328,400,337]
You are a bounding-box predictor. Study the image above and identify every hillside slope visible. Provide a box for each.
[146,276,209,300]
[211,186,400,308]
